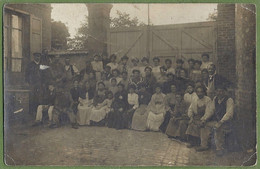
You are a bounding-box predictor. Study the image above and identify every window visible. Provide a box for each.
[4,12,23,72]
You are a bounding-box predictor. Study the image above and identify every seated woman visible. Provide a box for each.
[185,85,212,148]
[146,85,166,131]
[160,84,177,133]
[90,90,113,126]
[90,82,107,126]
[77,81,94,126]
[165,92,190,141]
[107,83,128,129]
[126,84,139,128]
[131,84,152,131]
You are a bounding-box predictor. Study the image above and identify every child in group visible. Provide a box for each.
[190,60,202,82]
[184,83,198,105]
[77,81,94,125]
[107,54,119,71]
[127,85,139,128]
[109,78,119,95]
[90,91,114,126]
[146,85,166,131]
[91,54,103,81]
[32,83,56,127]
[187,58,195,78]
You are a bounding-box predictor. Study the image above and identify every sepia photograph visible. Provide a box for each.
[3,3,256,166]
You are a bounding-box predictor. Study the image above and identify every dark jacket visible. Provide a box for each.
[25,61,41,85]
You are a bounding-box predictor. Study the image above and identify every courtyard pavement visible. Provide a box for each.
[4,119,256,166]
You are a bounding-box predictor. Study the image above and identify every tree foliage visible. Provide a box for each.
[207,10,218,21]
[51,20,70,50]
[68,10,145,50]
[110,10,145,28]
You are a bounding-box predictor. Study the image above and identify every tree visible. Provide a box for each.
[110,10,145,28]
[207,10,218,21]
[68,11,145,50]
[51,20,70,50]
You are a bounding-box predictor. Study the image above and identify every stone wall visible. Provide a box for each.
[235,4,256,151]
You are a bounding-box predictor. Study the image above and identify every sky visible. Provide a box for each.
[51,3,217,38]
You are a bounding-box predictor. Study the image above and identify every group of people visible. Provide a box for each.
[26,51,234,156]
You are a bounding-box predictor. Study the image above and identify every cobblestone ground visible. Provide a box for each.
[5,120,256,166]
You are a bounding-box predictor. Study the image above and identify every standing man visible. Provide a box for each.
[25,53,42,115]
[64,57,79,87]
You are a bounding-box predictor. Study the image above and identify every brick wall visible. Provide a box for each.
[216,4,236,84]
[5,3,52,50]
[234,4,256,151]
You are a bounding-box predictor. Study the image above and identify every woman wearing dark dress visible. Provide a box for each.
[160,84,177,133]
[107,83,128,129]
[165,93,190,140]
[131,84,152,131]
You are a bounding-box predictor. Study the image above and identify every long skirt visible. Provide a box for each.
[107,110,128,129]
[77,105,92,125]
[185,119,201,137]
[159,111,171,133]
[166,118,189,139]
[90,106,109,122]
[131,105,148,131]
[146,112,164,131]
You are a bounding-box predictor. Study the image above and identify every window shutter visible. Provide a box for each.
[30,15,42,60]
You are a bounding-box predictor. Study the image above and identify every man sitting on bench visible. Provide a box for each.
[197,84,234,156]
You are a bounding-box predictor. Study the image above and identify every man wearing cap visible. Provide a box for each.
[152,57,161,81]
[196,84,234,156]
[118,55,129,73]
[25,53,42,114]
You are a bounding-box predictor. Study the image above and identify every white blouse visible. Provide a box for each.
[128,93,139,109]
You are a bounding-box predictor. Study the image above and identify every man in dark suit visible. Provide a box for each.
[206,64,233,99]
[25,53,42,114]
